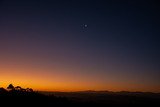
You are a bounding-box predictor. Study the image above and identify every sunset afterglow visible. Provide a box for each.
[0,0,160,92]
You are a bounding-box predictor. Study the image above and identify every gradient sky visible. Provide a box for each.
[0,0,160,92]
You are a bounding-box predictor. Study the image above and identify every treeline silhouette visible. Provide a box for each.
[0,84,37,96]
[0,84,160,107]
[0,84,71,107]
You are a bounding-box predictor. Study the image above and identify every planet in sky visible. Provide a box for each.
[84,24,88,28]
[82,24,88,29]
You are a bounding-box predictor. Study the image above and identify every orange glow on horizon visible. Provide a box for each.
[0,62,159,93]
[0,72,159,92]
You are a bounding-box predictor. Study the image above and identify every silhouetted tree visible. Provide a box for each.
[7,84,15,91]
[15,86,22,91]
[0,87,7,93]
[26,88,33,92]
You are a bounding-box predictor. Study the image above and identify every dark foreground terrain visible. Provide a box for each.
[0,89,160,107]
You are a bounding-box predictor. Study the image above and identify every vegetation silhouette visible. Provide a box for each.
[7,84,15,91]
[0,84,160,107]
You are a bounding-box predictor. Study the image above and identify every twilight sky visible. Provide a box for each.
[0,0,160,92]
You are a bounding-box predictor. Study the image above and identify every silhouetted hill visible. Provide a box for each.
[40,91,160,107]
[0,86,160,107]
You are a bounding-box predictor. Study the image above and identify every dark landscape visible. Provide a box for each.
[0,84,160,107]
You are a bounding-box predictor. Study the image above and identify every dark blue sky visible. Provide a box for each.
[0,0,160,92]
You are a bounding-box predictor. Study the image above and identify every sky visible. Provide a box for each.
[0,0,160,92]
